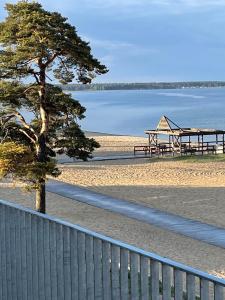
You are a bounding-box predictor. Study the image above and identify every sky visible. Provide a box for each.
[1,0,225,83]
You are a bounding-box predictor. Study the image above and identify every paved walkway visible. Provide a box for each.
[47,180,225,249]
[58,153,149,164]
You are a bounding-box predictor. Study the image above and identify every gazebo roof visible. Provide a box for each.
[145,116,225,136]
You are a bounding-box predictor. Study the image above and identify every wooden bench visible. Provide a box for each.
[134,145,151,155]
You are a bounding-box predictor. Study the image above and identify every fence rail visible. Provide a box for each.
[0,199,224,299]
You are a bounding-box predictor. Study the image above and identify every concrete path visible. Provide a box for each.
[58,153,149,164]
[47,180,225,249]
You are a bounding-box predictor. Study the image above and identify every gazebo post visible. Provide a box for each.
[172,135,175,156]
[169,135,171,153]
[180,136,182,156]
[201,134,204,155]
[223,134,225,153]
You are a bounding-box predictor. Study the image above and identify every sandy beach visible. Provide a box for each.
[1,133,225,278]
[58,134,225,228]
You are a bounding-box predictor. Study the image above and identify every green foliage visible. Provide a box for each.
[0,1,107,208]
[56,122,100,161]
[0,141,60,188]
[171,154,225,163]
[0,142,33,177]
[0,81,101,180]
[149,154,225,163]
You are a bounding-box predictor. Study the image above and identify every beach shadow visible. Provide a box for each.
[84,184,225,228]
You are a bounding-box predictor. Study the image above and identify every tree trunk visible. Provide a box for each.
[35,134,47,214]
[36,65,48,214]
[35,178,46,213]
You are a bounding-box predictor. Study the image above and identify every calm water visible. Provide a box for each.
[72,88,225,136]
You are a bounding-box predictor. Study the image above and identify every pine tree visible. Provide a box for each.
[0,1,107,213]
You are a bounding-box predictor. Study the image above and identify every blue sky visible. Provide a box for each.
[1,0,225,83]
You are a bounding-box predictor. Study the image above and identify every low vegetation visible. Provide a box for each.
[150,154,225,163]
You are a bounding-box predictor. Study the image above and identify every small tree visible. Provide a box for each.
[0,1,107,213]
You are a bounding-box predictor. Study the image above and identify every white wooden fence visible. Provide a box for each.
[0,199,225,299]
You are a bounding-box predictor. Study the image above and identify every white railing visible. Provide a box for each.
[0,199,224,299]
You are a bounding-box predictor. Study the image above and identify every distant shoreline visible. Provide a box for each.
[60,81,225,92]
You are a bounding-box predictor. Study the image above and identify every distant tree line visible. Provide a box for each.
[59,81,225,91]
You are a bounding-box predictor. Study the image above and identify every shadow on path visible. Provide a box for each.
[47,180,225,249]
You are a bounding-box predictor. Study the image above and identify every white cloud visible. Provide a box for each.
[82,36,134,50]
[176,0,225,6]
[63,0,225,9]
[82,0,225,7]
[2,0,225,19]
[82,36,158,55]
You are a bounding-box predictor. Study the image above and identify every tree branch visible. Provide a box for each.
[18,128,36,144]
[46,74,53,81]
[14,111,35,132]
[23,83,37,93]
[0,127,9,144]
[44,51,62,68]
[28,69,40,84]
[58,56,70,72]
[9,111,38,142]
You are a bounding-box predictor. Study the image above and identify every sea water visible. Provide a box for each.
[71,88,225,136]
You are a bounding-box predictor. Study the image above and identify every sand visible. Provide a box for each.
[59,160,225,228]
[1,133,225,279]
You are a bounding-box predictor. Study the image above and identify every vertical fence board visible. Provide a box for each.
[43,219,51,300]
[37,217,45,300]
[5,206,12,300]
[174,269,183,300]
[140,256,149,300]
[20,211,28,300]
[86,235,94,300]
[151,260,159,300]
[187,274,195,300]
[25,213,32,300]
[214,284,224,300]
[2,205,8,300]
[56,224,64,300]
[5,207,13,300]
[112,245,120,300]
[162,264,171,300]
[11,209,18,299]
[94,238,103,300]
[0,204,3,300]
[31,214,39,300]
[102,241,111,300]
[200,279,209,300]
[78,232,86,300]
[120,248,129,300]
[70,229,78,300]
[49,221,57,300]
[9,207,17,300]
[63,226,72,300]
[130,252,139,300]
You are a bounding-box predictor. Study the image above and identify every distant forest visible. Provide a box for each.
[60,81,225,91]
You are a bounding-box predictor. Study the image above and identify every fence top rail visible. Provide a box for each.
[1,198,225,286]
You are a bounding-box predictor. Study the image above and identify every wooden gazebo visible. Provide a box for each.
[144,116,225,155]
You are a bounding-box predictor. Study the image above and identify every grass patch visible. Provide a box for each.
[149,154,225,163]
